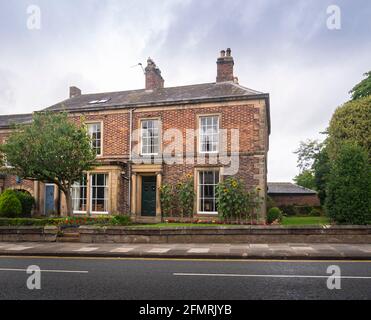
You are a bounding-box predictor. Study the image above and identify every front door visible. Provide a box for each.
[45,184,55,216]
[141,176,156,217]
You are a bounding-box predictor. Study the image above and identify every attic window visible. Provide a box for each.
[88,98,111,105]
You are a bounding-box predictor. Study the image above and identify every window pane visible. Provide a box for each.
[91,173,108,213]
[200,116,219,153]
[198,170,219,213]
[141,119,159,154]
[88,123,102,155]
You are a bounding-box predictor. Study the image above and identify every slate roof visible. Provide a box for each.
[0,113,33,129]
[44,82,267,112]
[0,81,270,130]
[267,182,317,195]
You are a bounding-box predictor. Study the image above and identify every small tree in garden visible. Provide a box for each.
[0,112,96,216]
[325,143,370,225]
[176,174,195,218]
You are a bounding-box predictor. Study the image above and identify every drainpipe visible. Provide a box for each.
[128,108,135,214]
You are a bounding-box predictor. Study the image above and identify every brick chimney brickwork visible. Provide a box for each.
[145,58,164,90]
[216,48,234,82]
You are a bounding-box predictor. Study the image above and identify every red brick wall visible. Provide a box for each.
[269,194,320,207]
[0,99,269,216]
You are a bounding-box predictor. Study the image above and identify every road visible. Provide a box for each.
[0,256,370,300]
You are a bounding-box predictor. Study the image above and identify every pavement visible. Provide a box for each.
[0,242,371,260]
[1,256,371,299]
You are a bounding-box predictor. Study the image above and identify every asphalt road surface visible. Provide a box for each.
[0,256,370,300]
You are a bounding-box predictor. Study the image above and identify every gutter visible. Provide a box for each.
[128,108,136,214]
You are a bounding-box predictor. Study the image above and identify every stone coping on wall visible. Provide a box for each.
[0,225,370,243]
[78,225,371,244]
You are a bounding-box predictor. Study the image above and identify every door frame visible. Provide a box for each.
[44,183,55,216]
[130,164,162,222]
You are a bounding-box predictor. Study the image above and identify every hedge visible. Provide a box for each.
[0,215,132,227]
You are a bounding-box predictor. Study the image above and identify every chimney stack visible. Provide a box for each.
[216,48,234,82]
[145,58,164,90]
[69,86,81,98]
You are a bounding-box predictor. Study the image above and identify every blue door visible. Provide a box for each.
[45,185,55,216]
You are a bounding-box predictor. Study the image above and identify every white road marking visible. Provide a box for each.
[173,273,371,279]
[292,247,314,251]
[110,247,135,253]
[148,248,171,253]
[6,246,33,251]
[188,248,210,253]
[74,247,99,252]
[0,268,88,273]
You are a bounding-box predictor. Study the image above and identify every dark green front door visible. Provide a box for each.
[141,176,156,216]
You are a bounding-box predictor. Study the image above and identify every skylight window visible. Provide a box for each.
[88,98,111,104]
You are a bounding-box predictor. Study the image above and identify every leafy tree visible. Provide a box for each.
[327,96,371,160]
[313,147,330,206]
[325,143,370,225]
[293,170,316,190]
[0,112,96,216]
[294,139,323,172]
[349,71,371,100]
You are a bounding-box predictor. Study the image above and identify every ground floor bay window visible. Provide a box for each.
[71,173,109,215]
[197,170,219,214]
[91,173,109,214]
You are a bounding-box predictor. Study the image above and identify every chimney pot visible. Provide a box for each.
[226,48,231,56]
[220,50,225,57]
[69,86,81,98]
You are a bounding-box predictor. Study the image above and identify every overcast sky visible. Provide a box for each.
[0,0,370,182]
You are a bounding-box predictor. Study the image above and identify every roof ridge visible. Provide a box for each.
[77,82,218,97]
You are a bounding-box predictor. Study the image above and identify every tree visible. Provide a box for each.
[0,112,96,216]
[325,143,370,225]
[293,170,316,190]
[327,96,371,160]
[313,147,330,206]
[349,71,371,100]
[294,139,323,172]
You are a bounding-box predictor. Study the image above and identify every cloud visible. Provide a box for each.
[0,0,370,181]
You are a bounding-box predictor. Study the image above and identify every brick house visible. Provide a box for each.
[267,182,320,207]
[0,49,271,222]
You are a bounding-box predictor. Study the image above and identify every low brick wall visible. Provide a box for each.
[0,226,58,242]
[79,225,371,244]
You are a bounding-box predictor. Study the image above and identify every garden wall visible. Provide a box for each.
[0,226,58,242]
[79,225,371,244]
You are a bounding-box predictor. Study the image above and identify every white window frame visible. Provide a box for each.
[140,119,160,156]
[197,170,220,215]
[87,122,102,156]
[71,174,88,214]
[199,115,219,154]
[90,173,109,215]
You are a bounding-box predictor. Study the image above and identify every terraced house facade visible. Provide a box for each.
[0,49,270,222]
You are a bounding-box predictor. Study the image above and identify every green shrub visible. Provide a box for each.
[110,215,131,226]
[0,189,22,218]
[279,205,297,216]
[310,208,322,217]
[15,191,35,217]
[0,217,63,226]
[325,143,371,224]
[267,207,283,224]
